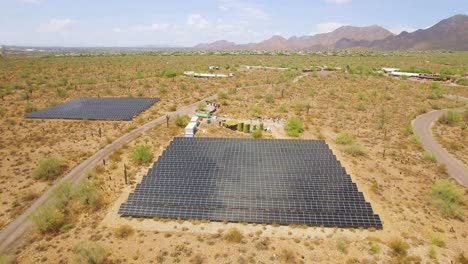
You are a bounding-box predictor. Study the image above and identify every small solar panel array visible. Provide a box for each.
[24,97,159,121]
[119,137,382,228]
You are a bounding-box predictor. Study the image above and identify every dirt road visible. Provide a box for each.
[412,95,468,186]
[0,94,217,253]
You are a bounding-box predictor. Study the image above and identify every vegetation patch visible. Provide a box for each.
[131,145,153,164]
[33,157,67,180]
[431,180,465,219]
[73,240,107,264]
[284,117,304,137]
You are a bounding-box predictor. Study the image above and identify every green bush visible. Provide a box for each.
[224,228,243,243]
[218,91,228,100]
[197,102,207,112]
[265,94,274,103]
[335,132,355,145]
[33,157,66,180]
[456,78,468,86]
[25,103,38,113]
[73,240,107,264]
[438,110,461,125]
[431,180,465,218]
[73,178,103,210]
[160,69,179,78]
[50,180,73,210]
[335,236,348,253]
[368,241,381,254]
[174,115,190,128]
[249,105,263,117]
[131,145,152,164]
[422,152,437,163]
[0,255,12,264]
[252,129,263,139]
[29,202,65,233]
[345,144,365,157]
[389,238,409,257]
[284,117,304,137]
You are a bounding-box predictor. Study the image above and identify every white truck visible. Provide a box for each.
[184,122,197,137]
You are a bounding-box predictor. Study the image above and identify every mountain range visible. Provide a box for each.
[194,14,468,51]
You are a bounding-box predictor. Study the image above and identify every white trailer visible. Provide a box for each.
[184,122,197,137]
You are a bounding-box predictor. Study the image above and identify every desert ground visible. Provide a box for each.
[0,52,467,263]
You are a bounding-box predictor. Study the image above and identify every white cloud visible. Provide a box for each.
[326,0,352,4]
[112,28,122,33]
[39,18,73,33]
[311,22,348,35]
[187,14,209,29]
[218,0,269,20]
[18,0,41,4]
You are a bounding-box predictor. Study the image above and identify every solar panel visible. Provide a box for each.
[24,97,159,120]
[118,137,383,228]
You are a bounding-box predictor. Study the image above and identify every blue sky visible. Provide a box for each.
[1,0,467,46]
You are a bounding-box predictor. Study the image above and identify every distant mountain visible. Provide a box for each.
[193,14,468,51]
[194,40,237,50]
[370,14,468,50]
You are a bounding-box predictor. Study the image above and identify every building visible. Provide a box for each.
[382,67,400,73]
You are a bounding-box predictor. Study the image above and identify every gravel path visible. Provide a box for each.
[412,95,468,186]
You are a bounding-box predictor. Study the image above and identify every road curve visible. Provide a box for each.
[412,95,468,187]
[0,94,217,253]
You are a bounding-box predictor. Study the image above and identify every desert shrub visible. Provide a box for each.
[33,157,66,180]
[438,110,461,125]
[252,129,263,139]
[284,117,304,137]
[428,247,437,259]
[354,100,366,111]
[218,91,228,100]
[131,145,152,164]
[335,236,349,253]
[73,240,107,264]
[161,69,179,78]
[428,85,444,99]
[72,178,103,209]
[50,180,73,210]
[389,238,409,257]
[422,152,437,163]
[403,123,413,136]
[249,105,263,116]
[280,249,296,263]
[345,144,365,157]
[223,228,243,243]
[368,241,381,254]
[335,132,355,145]
[197,102,207,112]
[0,255,12,264]
[174,114,190,128]
[265,94,274,103]
[114,224,135,239]
[56,88,67,97]
[456,78,468,86]
[431,234,445,247]
[29,202,65,233]
[431,180,465,218]
[456,252,467,264]
[25,103,37,113]
[59,223,74,233]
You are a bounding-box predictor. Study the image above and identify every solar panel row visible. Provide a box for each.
[119,137,383,228]
[25,97,159,120]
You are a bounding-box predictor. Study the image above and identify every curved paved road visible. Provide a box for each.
[412,95,468,186]
[0,94,217,253]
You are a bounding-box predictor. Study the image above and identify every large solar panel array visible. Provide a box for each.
[119,137,382,228]
[25,97,159,121]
